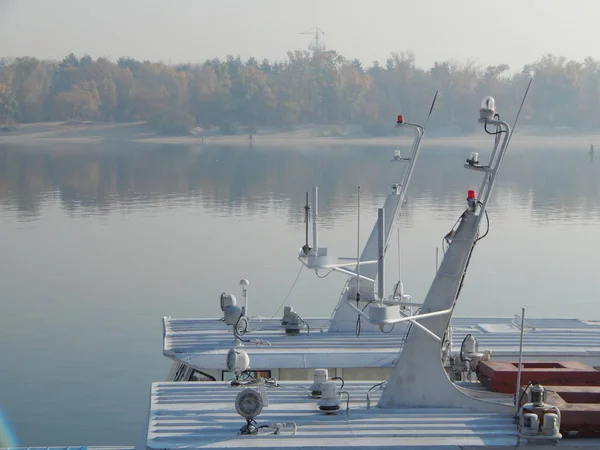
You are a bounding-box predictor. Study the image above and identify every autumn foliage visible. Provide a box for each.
[0,51,597,135]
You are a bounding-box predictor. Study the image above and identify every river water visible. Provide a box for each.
[0,141,599,445]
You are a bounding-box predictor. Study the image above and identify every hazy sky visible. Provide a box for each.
[0,0,598,71]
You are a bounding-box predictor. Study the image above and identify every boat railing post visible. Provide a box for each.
[515,307,526,413]
[240,279,250,319]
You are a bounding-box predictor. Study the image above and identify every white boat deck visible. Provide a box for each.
[1,448,133,450]
[145,381,600,449]
[163,316,600,369]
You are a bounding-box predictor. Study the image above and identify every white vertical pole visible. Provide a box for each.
[312,186,318,255]
[515,307,526,412]
[356,186,361,302]
[377,208,385,301]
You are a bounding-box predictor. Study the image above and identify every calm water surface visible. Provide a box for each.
[1,142,600,445]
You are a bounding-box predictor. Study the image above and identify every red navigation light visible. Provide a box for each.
[397,114,404,124]
[467,189,476,199]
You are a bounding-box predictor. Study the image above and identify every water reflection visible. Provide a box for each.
[0,143,598,224]
[0,141,599,447]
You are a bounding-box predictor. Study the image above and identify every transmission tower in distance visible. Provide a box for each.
[300,27,326,55]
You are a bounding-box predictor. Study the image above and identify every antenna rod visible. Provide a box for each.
[383,89,438,263]
[506,78,533,150]
[488,77,532,193]
[356,186,361,304]
[478,80,531,216]
[302,192,311,255]
[422,90,439,132]
[312,186,319,256]
[305,191,309,248]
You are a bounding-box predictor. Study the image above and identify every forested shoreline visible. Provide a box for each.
[0,50,598,136]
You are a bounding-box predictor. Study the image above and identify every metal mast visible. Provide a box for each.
[300,27,325,56]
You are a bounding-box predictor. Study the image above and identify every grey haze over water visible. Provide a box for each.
[0,142,599,445]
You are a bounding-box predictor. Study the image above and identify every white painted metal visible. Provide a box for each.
[144,381,600,449]
[515,307,526,413]
[326,122,426,332]
[145,381,520,449]
[162,315,600,373]
[356,185,361,305]
[311,186,318,255]
[0,448,134,450]
[377,208,384,300]
[295,111,430,333]
[379,113,512,410]
[239,279,249,318]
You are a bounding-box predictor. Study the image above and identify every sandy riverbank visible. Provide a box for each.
[0,121,598,149]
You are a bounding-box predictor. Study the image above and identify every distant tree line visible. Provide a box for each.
[0,51,598,136]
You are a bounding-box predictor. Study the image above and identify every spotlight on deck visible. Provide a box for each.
[235,388,264,435]
[227,348,250,378]
[220,293,237,311]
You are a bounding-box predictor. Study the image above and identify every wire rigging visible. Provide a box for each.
[269,264,304,319]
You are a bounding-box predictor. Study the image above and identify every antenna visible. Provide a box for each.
[422,89,438,133]
[300,27,325,55]
[356,186,361,305]
[302,192,311,255]
[506,77,533,149]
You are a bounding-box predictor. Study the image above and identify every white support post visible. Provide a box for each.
[515,307,526,412]
[377,208,385,302]
[312,186,318,255]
